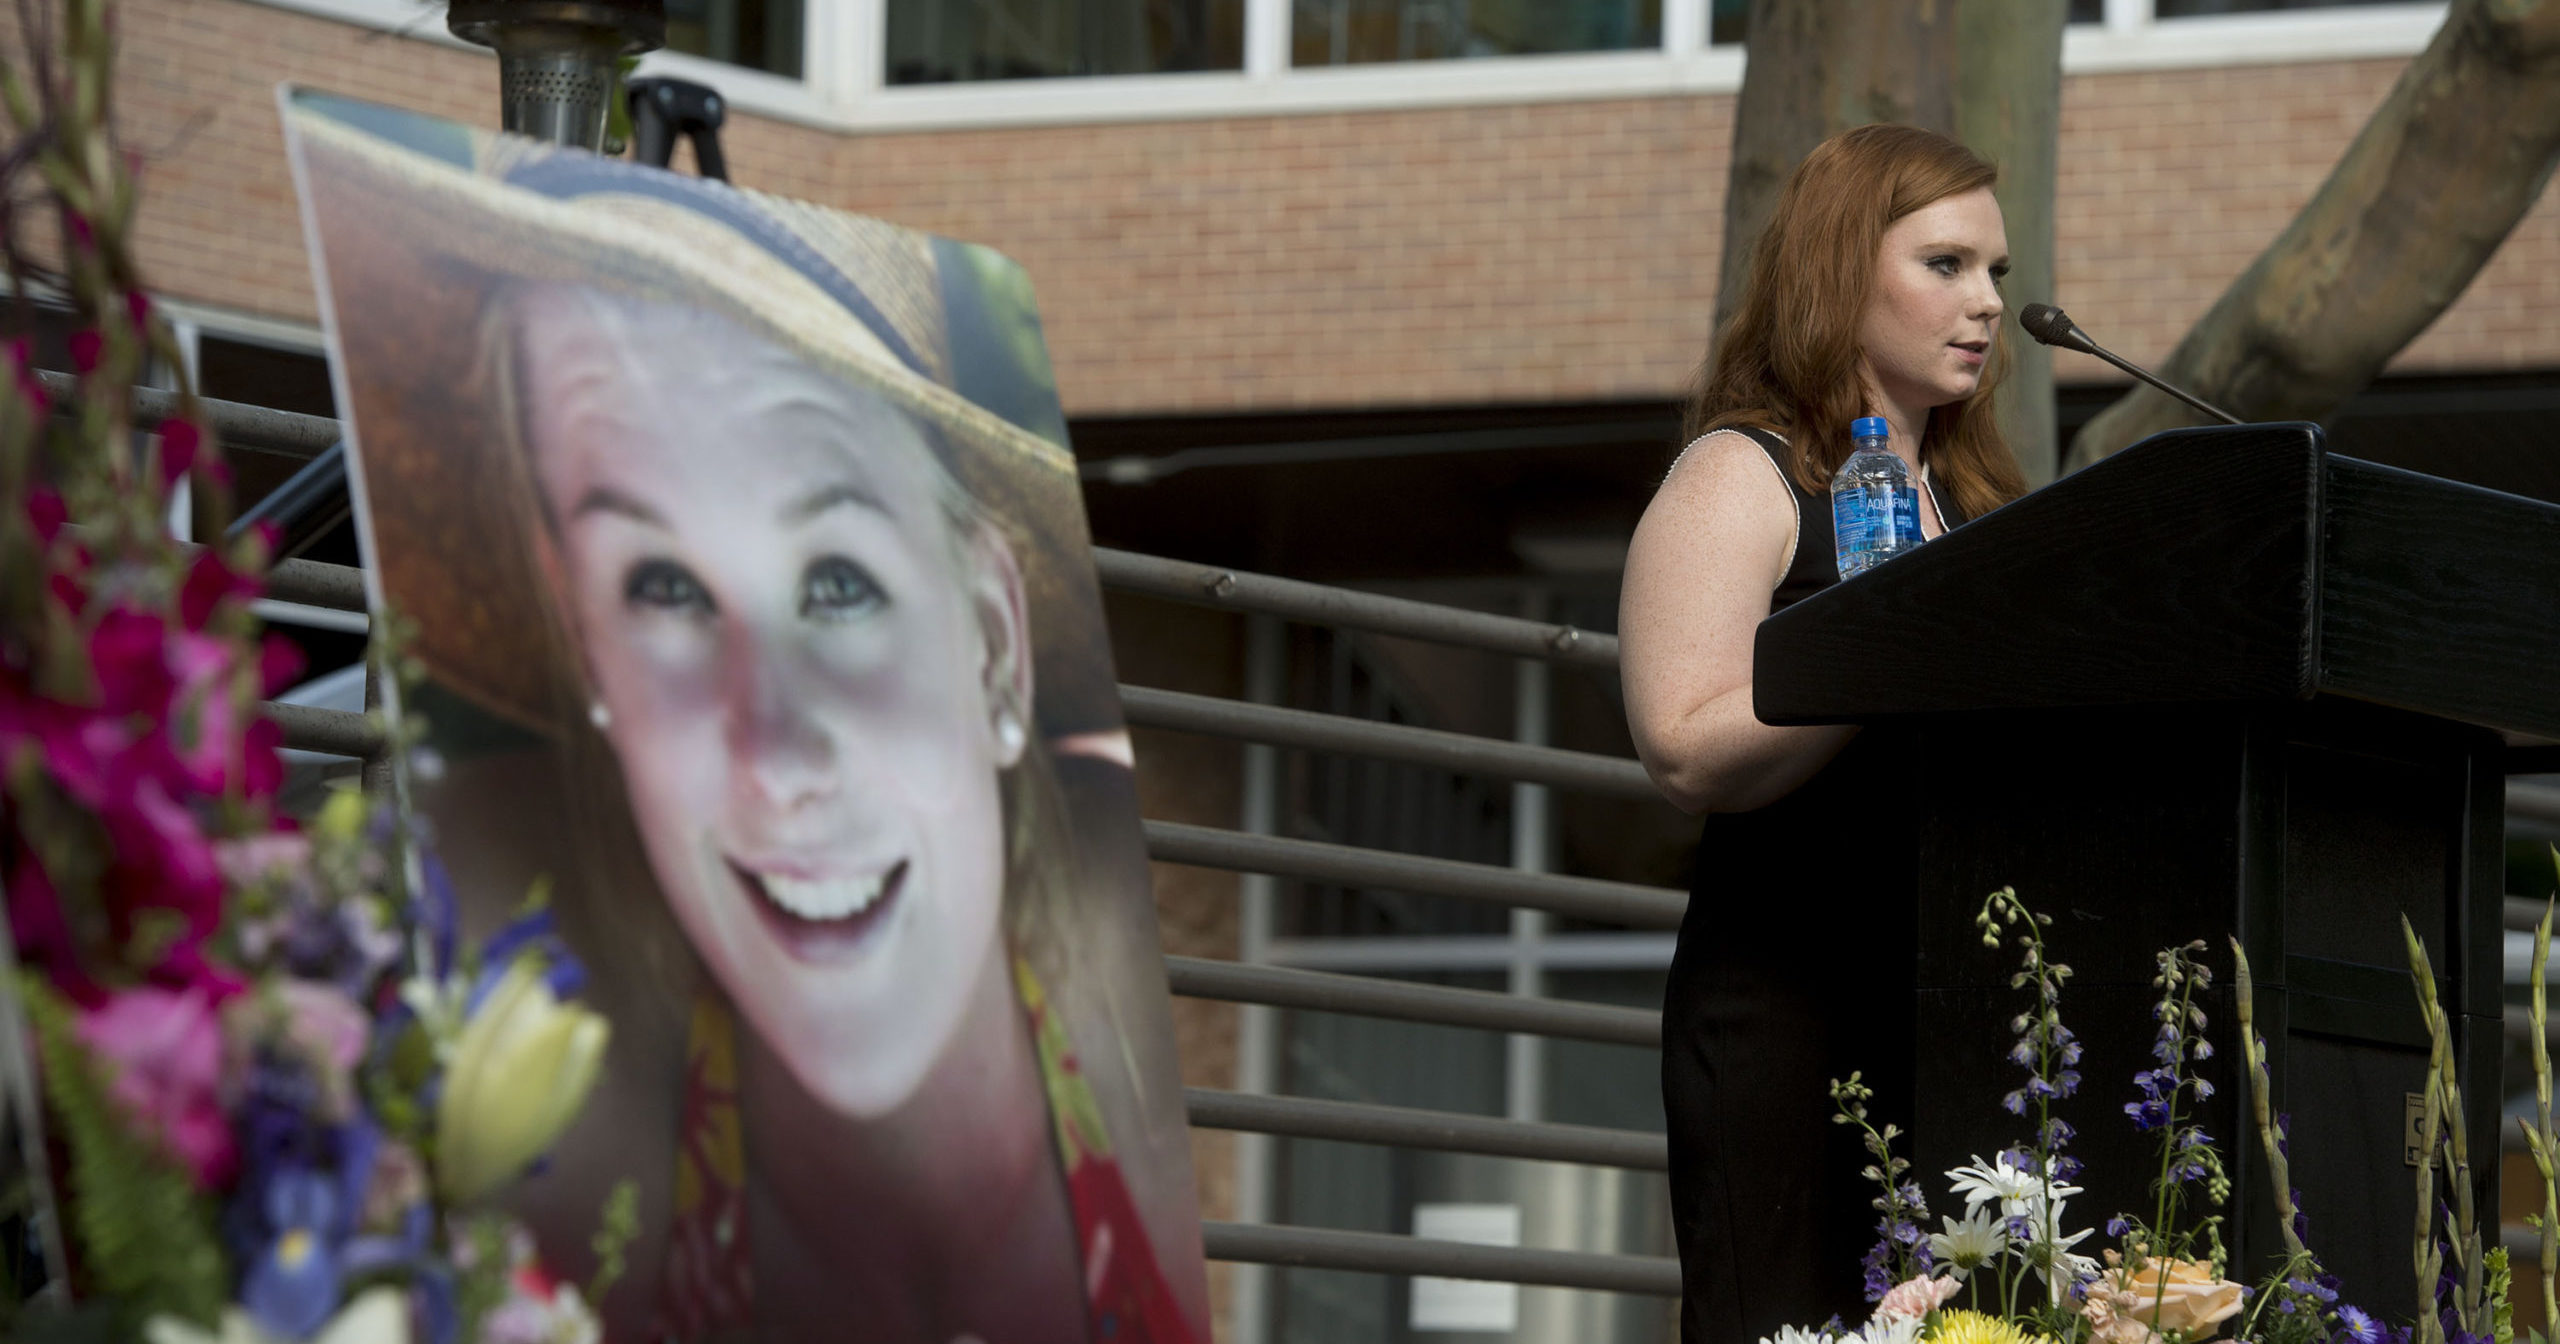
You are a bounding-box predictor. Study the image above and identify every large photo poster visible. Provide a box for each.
[282,90,1211,1343]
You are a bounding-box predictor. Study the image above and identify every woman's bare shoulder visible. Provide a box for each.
[1664,426,1777,484]
[1647,427,1797,534]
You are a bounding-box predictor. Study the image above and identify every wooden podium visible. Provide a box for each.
[1752,424,2560,1301]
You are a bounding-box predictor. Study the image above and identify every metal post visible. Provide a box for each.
[1509,588,1552,1124]
[1231,614,1285,1344]
[449,0,667,151]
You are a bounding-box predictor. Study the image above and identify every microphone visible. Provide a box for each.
[2018,303,2242,427]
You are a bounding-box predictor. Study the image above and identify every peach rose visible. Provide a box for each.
[1876,1275,1962,1320]
[2082,1257,2244,1343]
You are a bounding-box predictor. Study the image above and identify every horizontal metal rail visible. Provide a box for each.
[41,370,341,460]
[1143,820,1687,930]
[267,556,368,612]
[268,702,384,759]
[1164,955,1661,1047]
[1093,547,1619,670]
[1121,684,1661,801]
[1185,1087,1666,1172]
[1200,1221,1681,1296]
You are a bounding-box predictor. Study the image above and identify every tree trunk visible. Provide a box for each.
[1719,0,2065,483]
[2064,0,2560,473]
[1956,4,2066,487]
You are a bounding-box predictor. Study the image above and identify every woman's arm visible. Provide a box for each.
[1619,431,1856,815]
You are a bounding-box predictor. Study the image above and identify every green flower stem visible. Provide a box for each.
[2403,917,2452,1344]
[2405,917,2485,1338]
[2529,881,2560,1329]
[2151,951,2202,1253]
[1977,887,2077,1310]
[2230,939,2308,1261]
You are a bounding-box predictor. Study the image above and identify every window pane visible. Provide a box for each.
[2155,0,2408,14]
[2069,0,2104,22]
[1709,0,1744,45]
[664,0,804,78]
[887,0,1246,84]
[1294,0,1662,65]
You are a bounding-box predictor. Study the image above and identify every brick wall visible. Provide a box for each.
[2050,57,2560,384]
[111,1,2560,421]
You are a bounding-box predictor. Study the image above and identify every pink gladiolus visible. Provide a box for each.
[241,717,284,802]
[1876,1275,1961,1320]
[75,986,236,1187]
[67,329,102,375]
[179,549,259,632]
[25,488,65,545]
[89,608,174,717]
[108,778,225,932]
[6,852,97,1005]
[258,634,305,698]
[157,419,200,488]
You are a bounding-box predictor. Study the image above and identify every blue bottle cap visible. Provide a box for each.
[1852,416,1889,441]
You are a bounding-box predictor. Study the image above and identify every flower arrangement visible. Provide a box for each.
[1766,872,2560,1344]
[0,4,622,1341]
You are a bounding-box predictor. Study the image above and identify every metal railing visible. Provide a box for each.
[165,384,2560,1322]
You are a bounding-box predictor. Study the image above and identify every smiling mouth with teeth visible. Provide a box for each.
[731,858,909,961]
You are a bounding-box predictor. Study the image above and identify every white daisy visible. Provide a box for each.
[1929,1205,2010,1278]
[1860,1314,1923,1344]
[1945,1152,2080,1214]
[1760,1326,1840,1344]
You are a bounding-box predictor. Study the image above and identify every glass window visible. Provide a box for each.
[1709,0,1744,45]
[2069,0,2105,21]
[663,0,804,78]
[886,0,1245,84]
[2155,0,2409,14]
[1293,0,1662,65]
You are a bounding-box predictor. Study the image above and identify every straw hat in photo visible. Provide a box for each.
[283,88,1121,745]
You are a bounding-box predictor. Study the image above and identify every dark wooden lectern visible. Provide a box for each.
[1753,424,2560,1303]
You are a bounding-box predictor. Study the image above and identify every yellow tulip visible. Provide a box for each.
[433,956,609,1206]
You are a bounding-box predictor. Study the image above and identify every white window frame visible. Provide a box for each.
[241,0,2447,134]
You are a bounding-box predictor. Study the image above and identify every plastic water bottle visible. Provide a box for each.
[1832,415,1922,579]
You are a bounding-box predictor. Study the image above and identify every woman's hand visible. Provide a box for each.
[1618,431,1856,815]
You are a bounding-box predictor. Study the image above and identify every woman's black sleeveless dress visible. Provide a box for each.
[1660,427,1970,1343]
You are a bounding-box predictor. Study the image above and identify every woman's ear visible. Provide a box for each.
[966,522,1033,769]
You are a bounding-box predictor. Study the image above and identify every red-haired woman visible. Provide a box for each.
[1619,123,2031,1341]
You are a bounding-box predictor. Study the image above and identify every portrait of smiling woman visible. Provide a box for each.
[285,93,1212,1344]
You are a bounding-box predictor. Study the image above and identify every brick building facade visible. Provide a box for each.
[119,4,2560,412]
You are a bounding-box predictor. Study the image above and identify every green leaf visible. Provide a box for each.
[20,981,229,1327]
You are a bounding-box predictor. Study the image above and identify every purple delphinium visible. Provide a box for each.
[2125,941,2228,1255]
[1831,1073,1931,1300]
[1976,888,2084,1225]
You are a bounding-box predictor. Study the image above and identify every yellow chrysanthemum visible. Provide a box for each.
[1926,1310,2046,1344]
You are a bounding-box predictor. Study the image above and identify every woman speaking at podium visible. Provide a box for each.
[1619,123,2029,1342]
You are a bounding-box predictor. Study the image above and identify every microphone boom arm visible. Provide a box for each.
[2079,342,2243,427]
[2018,302,2243,427]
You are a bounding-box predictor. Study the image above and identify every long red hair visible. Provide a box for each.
[1685,123,2027,523]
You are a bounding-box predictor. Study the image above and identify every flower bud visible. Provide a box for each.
[433,957,609,1207]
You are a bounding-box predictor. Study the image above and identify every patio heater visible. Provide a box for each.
[449,0,666,151]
